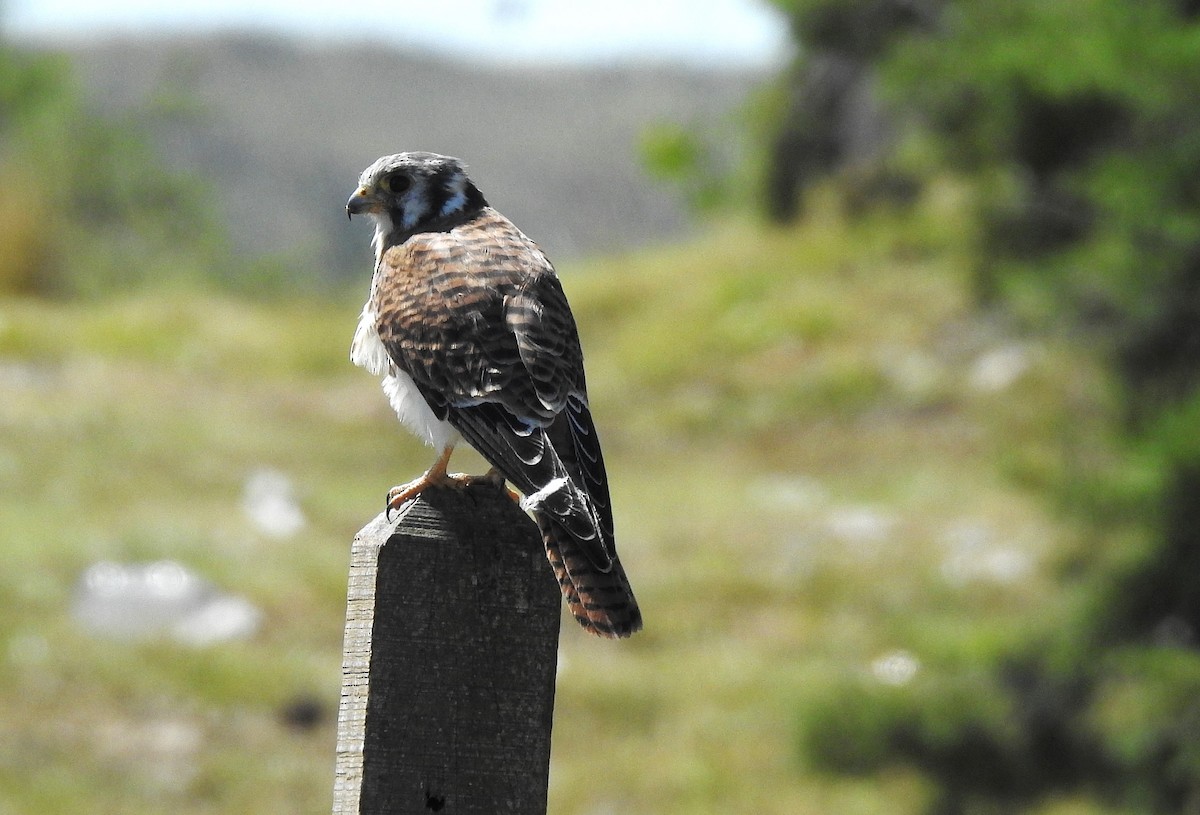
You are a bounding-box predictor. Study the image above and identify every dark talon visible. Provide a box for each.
[385,496,401,523]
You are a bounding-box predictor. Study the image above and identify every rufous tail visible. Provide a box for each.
[535,513,642,638]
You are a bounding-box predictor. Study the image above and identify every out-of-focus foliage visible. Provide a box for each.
[760,0,938,221]
[878,0,1200,631]
[639,123,728,214]
[637,99,764,219]
[643,123,724,213]
[882,2,1200,370]
[764,1,1200,812]
[0,40,228,297]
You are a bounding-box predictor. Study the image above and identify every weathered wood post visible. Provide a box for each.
[332,484,562,815]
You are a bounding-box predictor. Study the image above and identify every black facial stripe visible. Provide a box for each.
[465,181,487,211]
[426,163,453,221]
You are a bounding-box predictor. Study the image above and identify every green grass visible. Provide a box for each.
[0,188,1120,813]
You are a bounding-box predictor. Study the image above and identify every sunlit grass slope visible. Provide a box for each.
[0,187,1118,814]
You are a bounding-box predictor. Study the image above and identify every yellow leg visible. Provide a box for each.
[385,445,455,517]
[482,467,521,503]
[384,451,517,518]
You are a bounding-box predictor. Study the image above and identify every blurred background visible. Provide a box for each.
[2,1,1200,812]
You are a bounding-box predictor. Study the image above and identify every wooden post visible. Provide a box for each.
[332,484,562,815]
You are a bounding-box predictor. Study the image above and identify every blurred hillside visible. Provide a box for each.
[59,35,766,278]
[0,187,1117,814]
[6,4,1200,813]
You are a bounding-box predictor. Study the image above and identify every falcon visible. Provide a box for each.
[346,152,642,638]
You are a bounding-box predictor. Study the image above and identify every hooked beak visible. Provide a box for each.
[346,187,377,220]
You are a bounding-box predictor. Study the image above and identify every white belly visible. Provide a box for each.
[351,300,458,450]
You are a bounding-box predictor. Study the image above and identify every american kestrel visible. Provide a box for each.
[346,152,642,638]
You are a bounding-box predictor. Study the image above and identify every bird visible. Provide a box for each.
[346,152,642,638]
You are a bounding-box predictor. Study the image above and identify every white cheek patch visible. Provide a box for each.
[440,174,468,217]
[399,185,430,231]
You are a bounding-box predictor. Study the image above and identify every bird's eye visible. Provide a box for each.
[382,173,411,194]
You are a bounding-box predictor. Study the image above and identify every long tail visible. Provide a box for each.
[449,403,642,637]
[535,512,642,638]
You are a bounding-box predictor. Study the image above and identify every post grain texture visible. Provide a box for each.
[332,484,562,815]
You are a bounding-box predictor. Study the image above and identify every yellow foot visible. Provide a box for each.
[384,464,514,520]
[485,467,521,504]
[384,471,457,517]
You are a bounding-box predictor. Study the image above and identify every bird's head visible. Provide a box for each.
[346,152,487,240]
